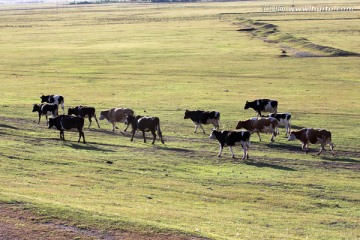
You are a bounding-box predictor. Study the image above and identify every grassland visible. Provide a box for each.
[0,0,359,239]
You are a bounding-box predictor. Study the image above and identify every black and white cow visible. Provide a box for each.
[126,115,164,144]
[244,99,278,117]
[68,106,100,128]
[41,95,65,113]
[209,130,251,159]
[48,115,85,143]
[184,110,221,134]
[267,112,292,136]
[32,103,58,125]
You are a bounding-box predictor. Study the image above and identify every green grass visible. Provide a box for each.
[0,1,359,239]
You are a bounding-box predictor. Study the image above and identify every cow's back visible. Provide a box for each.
[138,117,159,131]
[61,116,84,130]
[110,108,133,122]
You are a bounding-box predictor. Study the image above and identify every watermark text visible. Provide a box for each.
[262,5,354,13]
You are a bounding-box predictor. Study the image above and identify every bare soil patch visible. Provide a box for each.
[0,203,206,240]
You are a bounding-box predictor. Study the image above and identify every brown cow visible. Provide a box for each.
[236,117,278,142]
[99,108,134,131]
[288,128,334,155]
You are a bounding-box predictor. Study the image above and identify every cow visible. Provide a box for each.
[68,106,100,128]
[184,110,221,134]
[236,117,279,142]
[267,112,292,136]
[48,115,85,143]
[209,130,251,160]
[40,95,65,113]
[126,115,164,144]
[32,103,58,125]
[99,108,134,132]
[244,99,278,117]
[288,128,334,155]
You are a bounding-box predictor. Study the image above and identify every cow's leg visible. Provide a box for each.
[124,123,130,132]
[38,113,41,124]
[130,130,136,142]
[199,124,206,134]
[112,122,116,131]
[60,131,65,141]
[246,141,250,160]
[241,142,246,160]
[213,120,220,130]
[256,132,262,141]
[317,145,324,155]
[270,132,276,142]
[217,144,224,157]
[329,142,335,156]
[88,116,92,128]
[46,115,48,125]
[305,144,309,154]
[94,115,100,128]
[142,131,147,143]
[285,122,290,136]
[157,129,165,144]
[78,130,86,143]
[151,130,157,144]
[194,123,198,133]
[229,146,235,159]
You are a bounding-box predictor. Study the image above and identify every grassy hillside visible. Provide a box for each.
[0,1,359,239]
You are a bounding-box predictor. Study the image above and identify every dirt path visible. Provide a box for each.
[0,203,205,240]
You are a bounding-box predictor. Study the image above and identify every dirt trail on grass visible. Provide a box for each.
[0,203,205,240]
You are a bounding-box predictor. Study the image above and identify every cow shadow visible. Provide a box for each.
[243,160,296,171]
[62,142,115,152]
[153,145,195,153]
[0,123,18,130]
[290,124,305,130]
[320,156,360,163]
[264,142,302,152]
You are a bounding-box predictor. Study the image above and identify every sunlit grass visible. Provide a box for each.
[0,1,359,239]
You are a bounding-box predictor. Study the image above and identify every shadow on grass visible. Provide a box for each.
[243,160,297,171]
[65,142,117,152]
[0,123,19,130]
[321,156,360,163]
[153,145,195,153]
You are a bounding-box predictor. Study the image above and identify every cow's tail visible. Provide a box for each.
[59,96,65,111]
[215,111,224,128]
[155,117,165,144]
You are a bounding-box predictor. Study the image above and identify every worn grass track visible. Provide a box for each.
[0,1,359,239]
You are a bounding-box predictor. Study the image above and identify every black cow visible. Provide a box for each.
[68,106,100,128]
[184,110,221,134]
[209,130,251,159]
[126,115,164,144]
[41,95,65,113]
[244,99,278,117]
[32,103,58,125]
[48,115,85,143]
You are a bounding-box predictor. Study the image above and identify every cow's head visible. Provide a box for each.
[48,118,55,129]
[209,130,218,140]
[184,110,190,119]
[67,108,75,116]
[235,121,244,129]
[244,101,250,110]
[287,131,297,141]
[32,104,40,112]
[125,114,136,125]
[99,111,107,120]
[40,95,48,103]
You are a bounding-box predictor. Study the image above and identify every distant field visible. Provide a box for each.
[0,1,359,239]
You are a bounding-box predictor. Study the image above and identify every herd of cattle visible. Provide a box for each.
[32,95,335,160]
